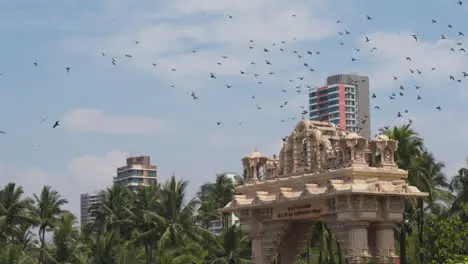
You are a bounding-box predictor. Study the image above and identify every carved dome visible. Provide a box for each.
[374,134,390,141]
[345,132,360,139]
[246,151,263,159]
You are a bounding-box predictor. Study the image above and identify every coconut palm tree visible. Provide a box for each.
[0,183,36,247]
[88,231,119,264]
[157,175,217,258]
[410,151,451,264]
[209,225,250,264]
[0,244,36,264]
[127,183,165,264]
[309,221,331,264]
[385,124,424,264]
[198,174,237,231]
[450,160,468,221]
[90,185,133,238]
[32,185,68,264]
[46,211,86,263]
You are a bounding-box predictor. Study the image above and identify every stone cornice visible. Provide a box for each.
[236,165,408,193]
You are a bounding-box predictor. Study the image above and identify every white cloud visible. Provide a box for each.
[62,108,172,135]
[407,109,468,177]
[65,0,341,90]
[0,150,129,219]
[356,31,468,91]
[66,150,129,190]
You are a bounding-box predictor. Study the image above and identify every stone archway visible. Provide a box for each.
[277,222,316,263]
[220,120,428,264]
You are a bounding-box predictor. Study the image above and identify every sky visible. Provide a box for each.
[1,0,468,219]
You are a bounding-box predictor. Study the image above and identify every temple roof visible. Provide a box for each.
[220,178,426,212]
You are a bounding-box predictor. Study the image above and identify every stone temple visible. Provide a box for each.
[220,120,428,264]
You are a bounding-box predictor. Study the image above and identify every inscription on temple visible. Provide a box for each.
[276,204,322,219]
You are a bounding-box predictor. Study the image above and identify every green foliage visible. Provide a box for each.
[424,217,468,263]
[2,124,468,263]
[0,174,250,264]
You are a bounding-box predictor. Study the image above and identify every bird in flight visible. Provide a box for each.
[191,91,199,100]
[53,121,60,128]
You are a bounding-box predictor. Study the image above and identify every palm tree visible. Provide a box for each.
[127,183,165,264]
[0,244,36,264]
[450,159,468,221]
[157,175,216,258]
[210,225,250,264]
[385,124,424,264]
[46,211,86,263]
[410,151,451,264]
[0,183,36,247]
[198,174,236,231]
[157,239,208,264]
[0,175,250,263]
[88,231,119,264]
[309,221,330,264]
[91,185,133,239]
[32,185,68,264]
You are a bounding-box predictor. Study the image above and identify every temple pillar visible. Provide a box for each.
[375,222,398,264]
[345,221,372,264]
[251,231,264,264]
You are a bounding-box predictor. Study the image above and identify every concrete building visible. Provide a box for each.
[113,156,157,192]
[309,73,371,138]
[80,190,105,226]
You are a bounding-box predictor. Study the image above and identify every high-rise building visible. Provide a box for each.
[308,73,371,138]
[80,190,105,226]
[113,156,157,192]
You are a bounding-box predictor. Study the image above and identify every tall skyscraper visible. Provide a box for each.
[113,156,157,192]
[308,73,371,138]
[80,190,105,226]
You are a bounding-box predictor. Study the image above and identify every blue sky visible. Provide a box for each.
[1,0,468,217]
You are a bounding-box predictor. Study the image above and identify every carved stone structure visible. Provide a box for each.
[220,120,428,264]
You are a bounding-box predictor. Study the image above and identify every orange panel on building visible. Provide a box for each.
[338,84,346,131]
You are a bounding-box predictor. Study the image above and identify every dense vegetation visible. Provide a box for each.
[1,124,468,264]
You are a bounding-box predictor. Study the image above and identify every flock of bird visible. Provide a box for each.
[0,1,467,139]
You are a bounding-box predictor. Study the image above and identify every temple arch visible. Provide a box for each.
[220,120,428,264]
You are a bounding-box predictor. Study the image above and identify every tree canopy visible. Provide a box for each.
[1,124,468,263]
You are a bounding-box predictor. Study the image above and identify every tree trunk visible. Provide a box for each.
[418,198,424,264]
[145,245,149,264]
[318,250,323,264]
[336,241,343,264]
[326,234,335,264]
[38,228,45,264]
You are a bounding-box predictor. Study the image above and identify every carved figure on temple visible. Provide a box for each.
[301,138,308,167]
[221,120,426,264]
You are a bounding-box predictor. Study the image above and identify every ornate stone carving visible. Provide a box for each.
[219,120,429,264]
[242,151,268,182]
